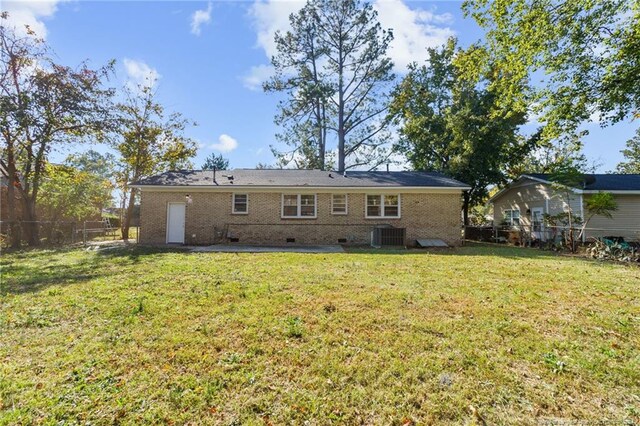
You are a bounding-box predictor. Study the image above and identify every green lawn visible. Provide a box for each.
[1,246,639,425]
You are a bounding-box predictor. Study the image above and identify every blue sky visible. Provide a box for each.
[3,0,637,172]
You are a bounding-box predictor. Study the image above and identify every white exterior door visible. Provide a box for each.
[166,203,186,244]
[531,207,544,241]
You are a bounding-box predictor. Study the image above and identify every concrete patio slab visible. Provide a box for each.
[189,245,345,253]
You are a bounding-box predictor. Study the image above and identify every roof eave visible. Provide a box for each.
[129,184,471,192]
[582,190,640,194]
[490,174,584,203]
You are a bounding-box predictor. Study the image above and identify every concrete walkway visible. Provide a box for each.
[189,244,345,253]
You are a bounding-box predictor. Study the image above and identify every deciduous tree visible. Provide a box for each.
[389,39,535,225]
[616,129,640,174]
[65,149,116,181]
[461,0,639,140]
[38,162,112,224]
[0,13,115,247]
[114,84,196,240]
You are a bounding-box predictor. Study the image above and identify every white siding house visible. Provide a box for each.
[491,174,640,242]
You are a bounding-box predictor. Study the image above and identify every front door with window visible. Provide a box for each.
[166,202,186,244]
[531,207,545,241]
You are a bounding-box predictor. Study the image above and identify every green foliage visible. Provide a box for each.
[284,316,304,339]
[545,166,618,249]
[542,352,568,374]
[548,165,586,251]
[468,202,493,226]
[115,84,196,179]
[65,150,116,181]
[585,192,617,220]
[462,0,639,141]
[510,136,590,176]
[388,38,535,223]
[37,163,113,222]
[266,0,395,171]
[616,128,640,174]
[576,192,618,243]
[549,163,586,191]
[114,84,196,238]
[0,15,116,246]
[202,153,229,170]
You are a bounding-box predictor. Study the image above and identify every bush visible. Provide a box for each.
[104,217,121,228]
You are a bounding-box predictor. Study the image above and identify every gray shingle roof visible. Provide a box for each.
[525,173,640,191]
[132,169,470,189]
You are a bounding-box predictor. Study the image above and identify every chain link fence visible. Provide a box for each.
[0,220,139,249]
[465,224,640,249]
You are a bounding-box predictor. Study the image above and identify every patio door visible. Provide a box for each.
[531,207,544,241]
[166,203,186,244]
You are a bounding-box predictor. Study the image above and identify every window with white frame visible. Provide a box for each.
[503,209,520,227]
[331,194,347,215]
[232,194,248,214]
[282,194,316,218]
[366,194,400,218]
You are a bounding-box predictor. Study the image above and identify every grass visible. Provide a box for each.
[0,245,639,425]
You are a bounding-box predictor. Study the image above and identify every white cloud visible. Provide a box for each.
[242,64,275,91]
[245,0,455,88]
[588,110,604,125]
[374,0,455,72]
[2,0,63,39]
[248,0,302,60]
[211,134,238,153]
[123,58,161,89]
[190,2,212,36]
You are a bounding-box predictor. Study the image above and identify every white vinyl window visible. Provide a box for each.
[503,209,520,227]
[232,194,248,214]
[331,194,348,215]
[282,194,317,218]
[366,194,400,218]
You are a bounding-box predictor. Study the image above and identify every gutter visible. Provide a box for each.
[129,184,471,192]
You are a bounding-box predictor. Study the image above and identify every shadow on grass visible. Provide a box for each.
[94,244,185,262]
[1,245,184,295]
[344,243,577,261]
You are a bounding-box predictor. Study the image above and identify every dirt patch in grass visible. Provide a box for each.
[1,245,639,424]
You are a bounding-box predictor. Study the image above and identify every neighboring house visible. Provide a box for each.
[490,173,640,242]
[131,169,470,246]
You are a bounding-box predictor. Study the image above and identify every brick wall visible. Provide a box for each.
[139,190,464,246]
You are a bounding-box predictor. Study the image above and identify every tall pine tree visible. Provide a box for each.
[265,0,394,172]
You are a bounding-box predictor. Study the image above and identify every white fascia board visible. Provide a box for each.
[490,175,583,203]
[129,185,470,193]
[520,174,553,185]
[582,190,640,195]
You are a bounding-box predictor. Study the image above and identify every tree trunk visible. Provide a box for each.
[462,191,470,236]
[5,157,21,248]
[566,190,576,253]
[122,188,136,240]
[317,101,325,170]
[22,195,40,246]
[337,35,345,173]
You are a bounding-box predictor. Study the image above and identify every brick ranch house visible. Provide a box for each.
[131,169,470,247]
